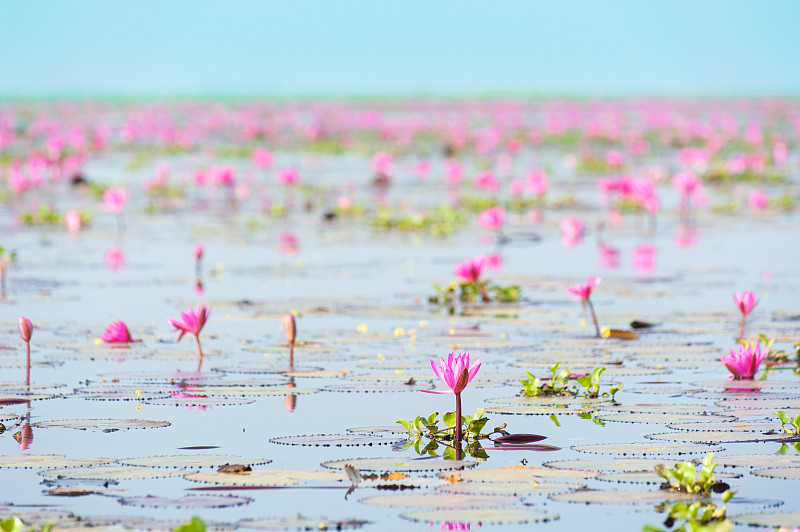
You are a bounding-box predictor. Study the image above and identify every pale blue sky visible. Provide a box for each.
[1,1,798,96]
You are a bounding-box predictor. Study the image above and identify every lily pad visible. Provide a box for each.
[438,480,583,496]
[237,516,368,530]
[400,507,558,524]
[40,465,194,480]
[441,466,599,481]
[143,396,255,407]
[269,434,404,447]
[732,511,800,528]
[752,467,800,479]
[185,469,347,486]
[0,455,116,469]
[645,431,789,444]
[118,494,252,508]
[33,419,170,431]
[666,421,778,432]
[119,455,271,468]
[715,454,800,468]
[595,413,733,424]
[543,458,683,472]
[322,457,477,473]
[549,489,701,504]
[486,405,596,415]
[358,492,517,509]
[572,442,721,456]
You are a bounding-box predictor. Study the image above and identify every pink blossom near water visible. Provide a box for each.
[102,321,134,343]
[734,291,757,316]
[18,316,33,342]
[474,171,500,193]
[454,255,488,283]
[527,170,548,197]
[599,244,620,269]
[105,248,125,272]
[168,304,211,342]
[721,342,768,379]
[64,210,82,233]
[252,147,273,169]
[560,217,585,247]
[102,187,128,213]
[371,152,393,176]
[566,277,601,301]
[277,167,300,186]
[747,189,768,210]
[423,351,481,394]
[632,244,657,273]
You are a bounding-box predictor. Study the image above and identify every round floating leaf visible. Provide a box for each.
[596,413,734,424]
[180,386,318,397]
[73,387,170,402]
[596,471,666,485]
[323,384,418,393]
[486,405,596,415]
[185,469,346,486]
[487,396,605,406]
[601,404,722,415]
[666,421,778,432]
[543,459,684,472]
[732,511,800,528]
[716,398,800,409]
[0,455,116,469]
[346,426,408,435]
[752,467,800,479]
[625,387,706,395]
[269,434,404,447]
[322,457,477,473]
[40,465,194,480]
[645,431,789,444]
[438,480,583,497]
[143,397,255,407]
[119,455,271,469]
[34,419,170,431]
[211,365,322,375]
[237,516,367,530]
[726,408,800,418]
[118,494,252,508]
[572,442,720,456]
[441,466,599,482]
[550,489,701,504]
[400,508,557,524]
[715,454,800,468]
[358,492,517,509]
[97,370,219,383]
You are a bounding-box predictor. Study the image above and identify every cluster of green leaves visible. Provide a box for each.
[430,280,520,307]
[0,246,17,263]
[576,158,621,174]
[520,362,623,401]
[655,453,726,495]
[460,195,499,213]
[644,493,735,532]
[1,517,52,532]
[775,410,800,435]
[755,333,800,362]
[396,408,507,461]
[19,205,62,226]
[372,204,467,236]
[173,517,206,532]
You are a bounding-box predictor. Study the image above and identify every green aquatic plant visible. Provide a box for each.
[1,517,52,532]
[173,517,206,532]
[775,410,800,435]
[519,361,623,401]
[655,453,728,495]
[644,492,735,532]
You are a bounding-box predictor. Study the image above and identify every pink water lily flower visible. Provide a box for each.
[560,217,585,247]
[65,210,82,234]
[168,304,211,370]
[454,255,487,283]
[477,206,504,230]
[567,277,601,301]
[102,187,128,214]
[567,277,602,337]
[19,316,33,386]
[277,168,299,186]
[102,321,133,343]
[423,352,482,395]
[721,342,769,380]
[734,290,757,338]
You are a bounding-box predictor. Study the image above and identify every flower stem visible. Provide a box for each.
[586,297,600,337]
[195,335,204,371]
[25,341,30,387]
[288,342,294,369]
[739,315,746,339]
[454,392,462,446]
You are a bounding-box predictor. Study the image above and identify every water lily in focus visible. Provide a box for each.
[567,277,602,337]
[721,342,768,380]
[420,351,481,449]
[102,321,133,343]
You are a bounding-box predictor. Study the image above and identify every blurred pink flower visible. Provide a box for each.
[194,244,204,261]
[721,342,768,380]
[102,321,133,343]
[444,159,463,186]
[105,248,125,271]
[605,150,624,168]
[372,152,393,176]
[734,291,757,317]
[102,187,127,214]
[672,171,701,197]
[277,167,299,186]
[528,170,548,197]
[508,179,525,197]
[485,253,502,271]
[474,171,499,193]
[252,147,273,170]
[632,244,656,273]
[747,189,768,210]
[415,160,430,178]
[454,255,487,283]
[477,206,504,230]
[560,218,584,247]
[279,232,299,255]
[168,304,210,343]
[674,225,698,247]
[65,210,82,233]
[566,277,601,302]
[599,244,620,269]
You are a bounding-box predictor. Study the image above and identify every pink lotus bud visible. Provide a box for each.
[18,317,33,343]
[194,244,204,261]
[284,314,296,345]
